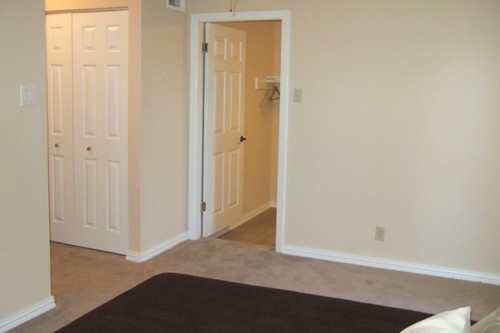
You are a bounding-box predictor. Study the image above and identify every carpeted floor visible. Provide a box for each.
[10,232,500,332]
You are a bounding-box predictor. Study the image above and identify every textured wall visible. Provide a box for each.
[140,0,188,250]
[0,0,51,321]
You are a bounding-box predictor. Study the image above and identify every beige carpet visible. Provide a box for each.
[11,238,500,332]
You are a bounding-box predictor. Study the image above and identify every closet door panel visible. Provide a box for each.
[72,11,128,254]
[46,13,75,243]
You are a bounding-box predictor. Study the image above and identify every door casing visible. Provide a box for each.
[188,11,291,253]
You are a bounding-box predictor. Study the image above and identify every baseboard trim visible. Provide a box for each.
[283,245,500,286]
[126,233,188,263]
[0,296,55,333]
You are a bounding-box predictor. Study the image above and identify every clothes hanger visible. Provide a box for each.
[270,85,280,101]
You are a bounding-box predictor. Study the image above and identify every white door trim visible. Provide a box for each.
[188,10,291,253]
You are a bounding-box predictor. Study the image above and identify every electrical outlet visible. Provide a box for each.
[375,226,385,241]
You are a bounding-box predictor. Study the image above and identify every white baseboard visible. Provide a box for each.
[231,202,273,230]
[126,232,188,263]
[283,245,500,286]
[0,296,55,333]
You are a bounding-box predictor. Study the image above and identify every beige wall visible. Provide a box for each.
[0,0,52,321]
[190,0,500,274]
[140,0,188,250]
[220,21,280,216]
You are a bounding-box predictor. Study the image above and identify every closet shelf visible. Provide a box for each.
[254,76,280,90]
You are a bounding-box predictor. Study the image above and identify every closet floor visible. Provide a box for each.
[218,208,276,248]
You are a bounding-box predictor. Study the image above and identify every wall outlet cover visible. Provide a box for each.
[375,226,385,241]
[293,88,302,103]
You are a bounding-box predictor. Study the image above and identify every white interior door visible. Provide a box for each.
[47,13,75,244]
[203,23,246,237]
[46,11,129,254]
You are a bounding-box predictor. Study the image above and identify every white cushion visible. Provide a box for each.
[401,307,471,333]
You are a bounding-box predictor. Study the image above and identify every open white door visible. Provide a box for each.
[203,23,246,237]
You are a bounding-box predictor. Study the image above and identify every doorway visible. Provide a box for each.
[188,11,291,253]
[201,22,247,238]
[205,21,281,248]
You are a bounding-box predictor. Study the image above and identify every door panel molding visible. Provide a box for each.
[47,13,75,243]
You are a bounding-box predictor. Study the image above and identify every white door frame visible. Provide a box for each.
[188,10,290,253]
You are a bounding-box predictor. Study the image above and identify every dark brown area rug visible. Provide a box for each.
[57,273,432,332]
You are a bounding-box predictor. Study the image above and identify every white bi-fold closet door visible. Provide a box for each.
[46,10,128,254]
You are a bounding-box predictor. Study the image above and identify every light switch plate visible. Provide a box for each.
[20,85,37,106]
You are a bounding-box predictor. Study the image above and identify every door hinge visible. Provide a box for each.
[202,42,208,53]
[200,201,207,212]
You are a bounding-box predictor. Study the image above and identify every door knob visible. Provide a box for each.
[87,146,92,151]
[240,136,247,143]
[55,143,60,148]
